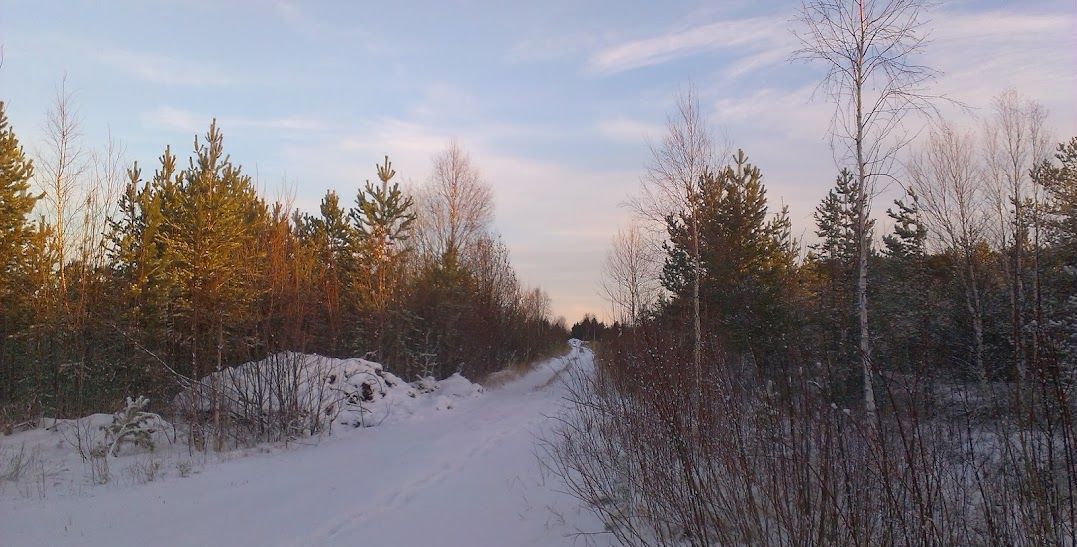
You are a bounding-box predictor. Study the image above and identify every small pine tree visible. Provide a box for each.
[98,395,164,457]
[877,190,932,371]
[806,169,874,397]
[0,102,38,300]
[349,156,416,355]
[0,102,40,407]
[883,189,928,260]
[1033,138,1077,371]
[306,190,353,354]
[811,169,864,265]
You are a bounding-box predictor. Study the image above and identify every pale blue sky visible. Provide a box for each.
[2,0,1074,321]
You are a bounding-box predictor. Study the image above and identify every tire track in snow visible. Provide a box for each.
[300,352,580,546]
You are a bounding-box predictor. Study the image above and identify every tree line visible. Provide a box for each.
[567,89,1077,545]
[591,89,1075,404]
[556,0,1077,541]
[0,91,565,427]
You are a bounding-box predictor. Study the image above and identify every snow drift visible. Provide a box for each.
[1,352,484,499]
[175,352,484,434]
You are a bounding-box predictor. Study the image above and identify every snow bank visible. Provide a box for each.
[1,345,610,546]
[175,352,483,430]
[1,352,484,499]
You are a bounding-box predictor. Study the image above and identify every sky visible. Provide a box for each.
[2,0,1074,322]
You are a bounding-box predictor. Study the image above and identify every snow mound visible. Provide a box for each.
[37,401,173,459]
[176,352,483,431]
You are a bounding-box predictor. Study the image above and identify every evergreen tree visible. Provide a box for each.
[662,150,796,363]
[811,169,863,265]
[0,101,39,406]
[883,189,928,260]
[305,190,353,354]
[349,156,416,355]
[0,102,38,301]
[408,246,474,378]
[106,152,171,327]
[1033,137,1077,371]
[805,169,872,396]
[156,121,267,383]
[877,190,932,371]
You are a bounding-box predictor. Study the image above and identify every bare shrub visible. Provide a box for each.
[0,444,36,482]
[176,460,193,478]
[125,457,161,485]
[548,328,1077,546]
[89,452,109,485]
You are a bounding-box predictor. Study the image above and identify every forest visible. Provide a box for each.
[554,2,1077,544]
[1,0,1075,544]
[0,96,565,438]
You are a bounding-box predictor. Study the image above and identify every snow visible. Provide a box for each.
[174,352,427,430]
[0,343,612,547]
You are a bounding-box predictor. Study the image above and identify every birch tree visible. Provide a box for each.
[37,77,87,299]
[601,224,661,325]
[630,88,715,394]
[983,90,1050,381]
[418,141,493,266]
[794,0,940,414]
[908,124,988,380]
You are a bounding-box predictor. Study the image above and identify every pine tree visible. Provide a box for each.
[106,151,171,329]
[349,156,416,356]
[154,121,267,449]
[409,245,474,378]
[811,169,864,265]
[0,101,40,406]
[877,190,932,371]
[0,102,38,302]
[1033,137,1077,372]
[662,150,796,363]
[351,156,416,259]
[883,189,928,260]
[806,169,873,397]
[306,190,353,355]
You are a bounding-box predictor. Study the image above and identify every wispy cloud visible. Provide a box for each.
[507,30,613,64]
[143,106,326,135]
[267,0,385,51]
[926,9,1075,114]
[96,48,236,87]
[587,16,781,74]
[596,117,664,144]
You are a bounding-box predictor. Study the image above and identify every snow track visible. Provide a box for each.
[0,347,611,547]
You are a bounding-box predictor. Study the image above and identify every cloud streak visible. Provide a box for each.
[143,106,327,135]
[596,117,665,144]
[587,16,782,74]
[96,48,237,87]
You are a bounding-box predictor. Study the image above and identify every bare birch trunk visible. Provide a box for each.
[854,0,876,415]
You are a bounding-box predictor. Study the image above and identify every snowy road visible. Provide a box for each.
[0,347,611,547]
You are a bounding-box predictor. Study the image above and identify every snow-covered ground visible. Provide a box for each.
[0,344,612,546]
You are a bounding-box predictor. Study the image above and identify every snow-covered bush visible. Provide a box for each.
[414,375,438,394]
[96,396,167,457]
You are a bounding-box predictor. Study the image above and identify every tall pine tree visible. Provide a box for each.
[349,156,416,355]
[0,101,40,408]
[662,150,796,364]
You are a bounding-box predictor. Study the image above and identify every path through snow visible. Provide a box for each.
[0,346,612,547]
